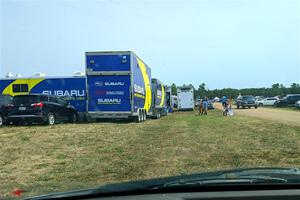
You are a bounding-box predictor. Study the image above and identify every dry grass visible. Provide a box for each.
[1,110,300,198]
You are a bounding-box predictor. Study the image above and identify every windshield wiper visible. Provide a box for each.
[156,175,288,189]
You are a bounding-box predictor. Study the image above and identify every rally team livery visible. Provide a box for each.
[0,51,168,122]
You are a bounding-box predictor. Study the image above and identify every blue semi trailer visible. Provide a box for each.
[0,76,87,118]
[150,78,168,118]
[85,51,167,122]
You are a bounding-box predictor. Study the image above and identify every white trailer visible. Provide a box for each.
[177,86,194,111]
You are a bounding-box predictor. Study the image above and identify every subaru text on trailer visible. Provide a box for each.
[86,51,164,122]
[0,76,87,120]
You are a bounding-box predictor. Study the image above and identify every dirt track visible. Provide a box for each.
[214,103,300,127]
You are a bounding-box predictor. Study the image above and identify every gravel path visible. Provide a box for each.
[214,103,300,127]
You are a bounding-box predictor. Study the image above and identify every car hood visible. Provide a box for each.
[25,167,300,200]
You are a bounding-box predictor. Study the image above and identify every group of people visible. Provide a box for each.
[197,97,208,116]
[197,96,233,116]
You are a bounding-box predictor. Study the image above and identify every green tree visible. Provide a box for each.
[171,83,177,95]
[198,83,206,98]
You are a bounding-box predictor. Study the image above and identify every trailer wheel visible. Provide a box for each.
[141,110,144,121]
[143,110,147,121]
[70,113,77,123]
[136,110,142,123]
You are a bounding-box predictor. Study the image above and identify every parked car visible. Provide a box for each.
[256,97,278,106]
[274,94,300,107]
[195,99,201,107]
[207,100,214,109]
[236,95,257,109]
[0,94,13,127]
[295,100,300,108]
[7,94,78,125]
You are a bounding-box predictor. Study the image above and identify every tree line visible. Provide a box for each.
[170,83,300,99]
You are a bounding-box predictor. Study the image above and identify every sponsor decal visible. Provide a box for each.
[94,82,125,87]
[96,90,124,95]
[106,91,125,95]
[98,98,121,104]
[133,84,145,95]
[134,93,145,99]
[105,82,124,86]
[157,90,162,98]
[42,90,85,97]
[95,81,103,87]
[95,90,106,95]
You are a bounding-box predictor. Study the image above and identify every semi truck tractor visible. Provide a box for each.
[85,51,152,122]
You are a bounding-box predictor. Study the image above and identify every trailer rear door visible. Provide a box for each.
[87,75,131,112]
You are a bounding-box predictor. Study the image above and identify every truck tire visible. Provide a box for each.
[237,105,240,109]
[143,110,147,121]
[0,114,3,127]
[47,112,55,125]
[136,110,142,123]
[259,103,263,107]
[255,105,258,109]
[70,113,77,123]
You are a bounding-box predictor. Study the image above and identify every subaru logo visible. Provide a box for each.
[95,81,103,86]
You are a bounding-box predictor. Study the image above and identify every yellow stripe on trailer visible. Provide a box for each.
[137,58,152,112]
[159,84,165,107]
[2,78,45,96]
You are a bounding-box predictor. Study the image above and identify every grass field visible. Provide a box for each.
[1,110,300,198]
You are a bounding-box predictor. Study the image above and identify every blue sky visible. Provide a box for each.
[0,0,299,89]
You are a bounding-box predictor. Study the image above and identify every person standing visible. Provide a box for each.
[202,97,208,115]
[198,99,203,115]
[221,96,227,108]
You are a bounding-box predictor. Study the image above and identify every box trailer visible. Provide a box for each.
[177,86,194,111]
[0,76,87,118]
[85,51,152,122]
[149,78,168,118]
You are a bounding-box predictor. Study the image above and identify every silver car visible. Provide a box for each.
[295,100,300,108]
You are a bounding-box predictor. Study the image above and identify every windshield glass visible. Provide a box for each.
[1,0,300,199]
[242,96,254,100]
[12,96,39,105]
[0,96,11,106]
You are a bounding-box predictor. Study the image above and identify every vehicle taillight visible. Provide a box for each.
[31,102,44,108]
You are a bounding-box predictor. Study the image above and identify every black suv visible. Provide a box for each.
[8,94,78,125]
[0,94,13,127]
[236,95,257,109]
[274,94,300,107]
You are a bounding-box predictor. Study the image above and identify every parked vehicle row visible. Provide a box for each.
[0,94,78,126]
[274,94,300,107]
[0,51,174,125]
[236,94,300,108]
